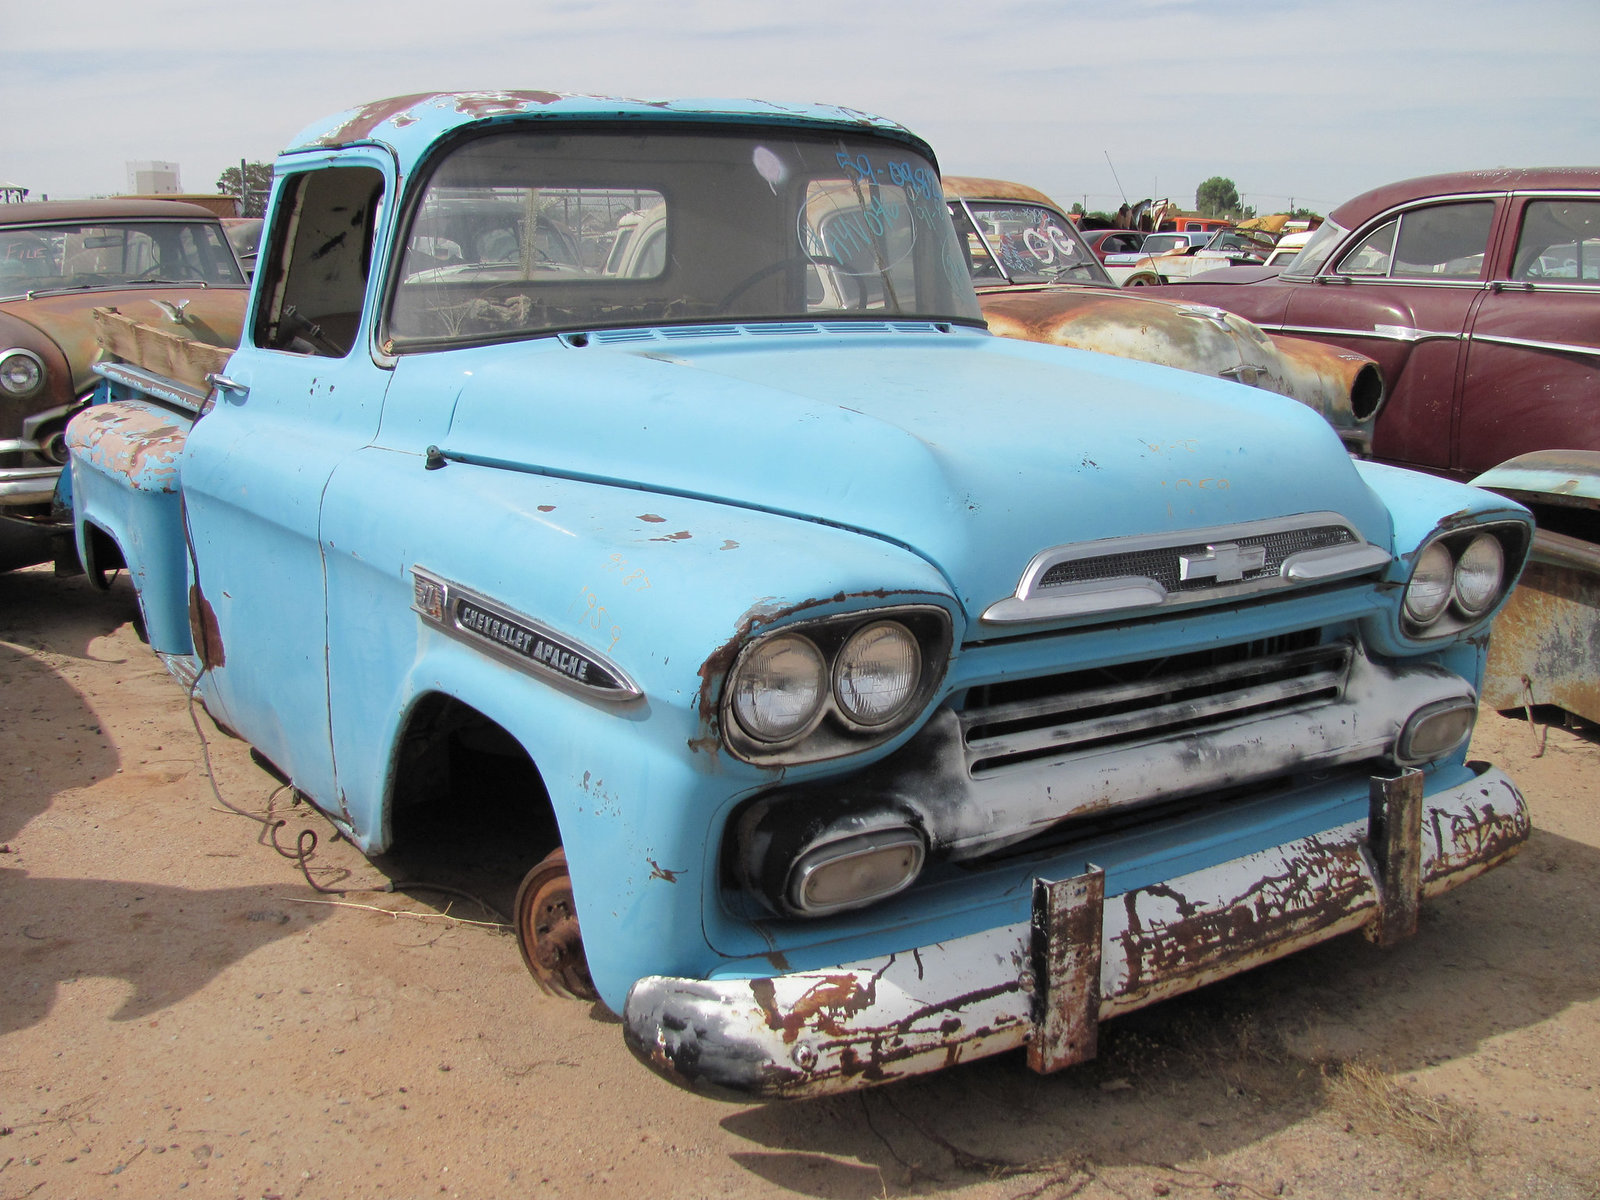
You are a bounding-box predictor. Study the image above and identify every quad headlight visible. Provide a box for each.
[729,633,827,742]
[722,606,952,764]
[1400,524,1525,638]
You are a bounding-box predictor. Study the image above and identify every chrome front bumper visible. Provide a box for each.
[623,764,1526,1099]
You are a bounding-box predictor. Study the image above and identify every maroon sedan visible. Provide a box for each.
[1077,227,1145,262]
[1159,168,1600,483]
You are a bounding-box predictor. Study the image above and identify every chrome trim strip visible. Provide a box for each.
[1469,331,1600,359]
[411,567,642,702]
[92,361,211,414]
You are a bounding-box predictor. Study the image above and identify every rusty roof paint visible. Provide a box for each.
[285,92,925,167]
[941,176,1061,210]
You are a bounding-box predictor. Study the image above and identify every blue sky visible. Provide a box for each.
[7,0,1597,217]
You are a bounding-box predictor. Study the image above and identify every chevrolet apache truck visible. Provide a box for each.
[67,91,1535,1099]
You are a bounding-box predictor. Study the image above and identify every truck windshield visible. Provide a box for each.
[386,127,983,347]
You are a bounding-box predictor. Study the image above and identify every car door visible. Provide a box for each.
[1456,194,1600,477]
[1283,198,1500,473]
[177,155,392,814]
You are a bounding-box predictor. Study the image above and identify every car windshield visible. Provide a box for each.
[387,127,982,347]
[1279,220,1346,278]
[946,198,1110,286]
[0,218,246,298]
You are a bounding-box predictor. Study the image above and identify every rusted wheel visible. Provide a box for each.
[513,847,596,1000]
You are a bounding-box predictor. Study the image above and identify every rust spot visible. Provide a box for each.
[651,531,692,542]
[638,514,666,523]
[1483,550,1600,723]
[538,505,556,513]
[1426,802,1530,880]
[646,860,681,883]
[751,974,878,1044]
[1117,836,1369,1000]
[720,540,740,551]
[308,92,571,146]
[188,584,225,669]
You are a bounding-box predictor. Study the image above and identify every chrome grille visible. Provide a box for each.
[960,637,1350,777]
[1038,525,1356,594]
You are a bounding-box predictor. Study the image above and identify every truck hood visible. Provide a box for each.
[437,328,1392,623]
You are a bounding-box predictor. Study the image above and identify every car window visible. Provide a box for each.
[256,165,385,357]
[1334,202,1493,281]
[1280,220,1346,278]
[0,219,244,298]
[1391,202,1493,279]
[1512,199,1600,283]
[1337,219,1397,275]
[949,199,1105,284]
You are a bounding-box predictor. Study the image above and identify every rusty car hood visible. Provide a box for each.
[432,327,1392,624]
[0,287,247,395]
[974,283,1383,447]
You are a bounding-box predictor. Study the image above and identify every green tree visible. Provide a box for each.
[1195,176,1241,218]
[216,160,274,218]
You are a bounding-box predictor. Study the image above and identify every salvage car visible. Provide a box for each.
[70,93,1532,1098]
[1161,168,1600,722]
[0,199,247,568]
[944,177,1385,450]
[1078,228,1145,262]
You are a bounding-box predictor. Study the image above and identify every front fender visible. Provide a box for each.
[317,445,962,1008]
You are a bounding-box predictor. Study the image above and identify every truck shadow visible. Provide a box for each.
[0,563,143,662]
[0,870,331,1036]
[719,825,1600,1195]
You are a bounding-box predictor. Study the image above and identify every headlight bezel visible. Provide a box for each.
[1399,520,1529,640]
[721,605,953,765]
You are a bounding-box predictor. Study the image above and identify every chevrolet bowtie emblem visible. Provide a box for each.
[1179,541,1268,584]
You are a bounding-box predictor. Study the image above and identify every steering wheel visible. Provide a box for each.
[717,254,844,312]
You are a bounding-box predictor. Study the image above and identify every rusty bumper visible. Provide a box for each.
[623,764,1526,1099]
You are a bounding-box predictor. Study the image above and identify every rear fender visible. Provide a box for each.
[64,397,196,654]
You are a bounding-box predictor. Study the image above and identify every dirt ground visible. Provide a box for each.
[2,562,1597,1200]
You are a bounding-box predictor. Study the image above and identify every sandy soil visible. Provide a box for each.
[2,563,1597,1200]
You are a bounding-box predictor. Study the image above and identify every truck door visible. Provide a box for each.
[176,157,392,816]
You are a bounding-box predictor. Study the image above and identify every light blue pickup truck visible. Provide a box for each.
[67,92,1534,1098]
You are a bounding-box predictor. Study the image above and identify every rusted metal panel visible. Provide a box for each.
[1,290,244,396]
[63,401,189,493]
[1028,867,1104,1073]
[942,175,1059,208]
[1364,770,1422,947]
[1101,833,1378,1015]
[1483,531,1600,723]
[624,926,1036,1097]
[624,766,1527,1098]
[975,286,1383,447]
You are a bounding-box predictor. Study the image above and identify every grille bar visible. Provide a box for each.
[961,642,1352,775]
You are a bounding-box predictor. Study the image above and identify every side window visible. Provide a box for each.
[1512,199,1600,283]
[1391,202,1493,279]
[1338,219,1397,275]
[255,165,385,357]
